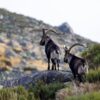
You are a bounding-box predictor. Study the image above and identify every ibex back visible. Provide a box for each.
[64,43,88,82]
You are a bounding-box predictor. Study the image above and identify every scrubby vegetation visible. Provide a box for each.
[82,44,100,69]
[0,86,30,100]
[0,8,100,100]
[0,43,100,100]
[65,91,100,100]
[29,81,65,100]
[86,68,100,82]
[60,44,100,100]
[0,81,65,100]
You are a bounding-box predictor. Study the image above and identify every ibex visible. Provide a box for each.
[40,29,60,70]
[64,43,88,82]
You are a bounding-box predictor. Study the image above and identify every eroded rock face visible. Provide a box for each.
[0,71,73,88]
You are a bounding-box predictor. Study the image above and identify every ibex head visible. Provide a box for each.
[40,28,58,46]
[40,29,47,45]
[64,43,85,63]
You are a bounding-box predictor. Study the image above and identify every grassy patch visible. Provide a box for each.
[65,91,100,100]
[29,81,65,100]
[0,82,65,100]
[0,86,31,100]
[86,68,100,82]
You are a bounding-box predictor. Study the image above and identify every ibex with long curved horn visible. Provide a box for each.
[64,43,88,82]
[40,29,60,70]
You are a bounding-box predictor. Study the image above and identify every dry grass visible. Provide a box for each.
[0,55,21,70]
[0,43,45,71]
[0,43,8,55]
[56,82,100,100]
[28,60,48,71]
[0,42,21,70]
[8,56,21,67]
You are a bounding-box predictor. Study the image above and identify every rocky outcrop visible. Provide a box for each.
[0,70,73,88]
[57,22,74,33]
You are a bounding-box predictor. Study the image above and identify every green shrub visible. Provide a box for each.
[82,44,100,69]
[65,91,100,100]
[0,88,17,100]
[29,81,65,100]
[27,92,35,100]
[86,69,100,82]
[14,86,28,100]
[0,82,64,100]
[0,86,35,100]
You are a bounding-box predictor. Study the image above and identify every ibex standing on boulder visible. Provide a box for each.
[64,43,88,82]
[40,29,60,70]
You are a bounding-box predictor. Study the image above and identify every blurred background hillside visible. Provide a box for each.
[0,8,95,71]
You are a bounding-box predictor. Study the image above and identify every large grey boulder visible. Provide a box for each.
[1,71,73,88]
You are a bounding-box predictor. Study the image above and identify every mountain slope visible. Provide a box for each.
[0,8,94,71]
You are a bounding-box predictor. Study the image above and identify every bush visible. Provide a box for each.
[65,91,100,100]
[27,92,35,100]
[14,86,28,100]
[0,86,35,100]
[82,44,100,69]
[0,82,65,100]
[29,81,65,100]
[0,88,17,100]
[86,68,100,82]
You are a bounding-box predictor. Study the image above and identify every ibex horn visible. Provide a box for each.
[68,43,85,53]
[45,29,58,34]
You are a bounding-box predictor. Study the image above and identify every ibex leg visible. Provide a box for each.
[48,58,50,70]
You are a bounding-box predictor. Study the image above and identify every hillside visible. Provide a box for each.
[0,8,94,71]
